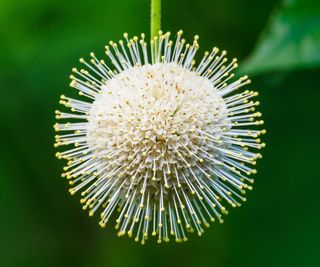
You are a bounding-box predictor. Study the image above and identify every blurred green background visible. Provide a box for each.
[1,0,320,266]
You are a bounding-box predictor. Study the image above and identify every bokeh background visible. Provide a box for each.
[1,0,320,266]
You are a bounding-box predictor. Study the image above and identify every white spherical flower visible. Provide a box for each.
[55,31,265,244]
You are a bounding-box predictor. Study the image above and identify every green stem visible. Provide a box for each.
[151,0,161,39]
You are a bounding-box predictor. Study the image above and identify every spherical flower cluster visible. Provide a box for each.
[55,30,265,244]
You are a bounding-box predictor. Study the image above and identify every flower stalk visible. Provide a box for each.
[151,0,161,39]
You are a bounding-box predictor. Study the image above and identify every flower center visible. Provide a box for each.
[87,62,229,197]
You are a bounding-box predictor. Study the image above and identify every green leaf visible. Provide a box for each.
[240,0,320,75]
